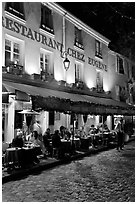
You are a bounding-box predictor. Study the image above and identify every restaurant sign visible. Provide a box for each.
[2,15,107,71]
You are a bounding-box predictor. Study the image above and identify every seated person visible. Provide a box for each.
[52,130,63,158]
[43,128,53,156]
[12,128,24,148]
[64,128,71,140]
[60,126,65,139]
[52,130,61,148]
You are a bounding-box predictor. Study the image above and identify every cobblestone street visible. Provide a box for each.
[2,141,135,202]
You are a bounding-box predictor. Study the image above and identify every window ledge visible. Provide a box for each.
[40,28,55,38]
[95,54,103,60]
[5,11,26,25]
[74,45,84,53]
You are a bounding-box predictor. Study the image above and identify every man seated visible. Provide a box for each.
[52,130,63,159]
[43,128,53,157]
[12,128,24,148]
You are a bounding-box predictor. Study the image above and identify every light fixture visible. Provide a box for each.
[61,51,70,71]
[63,57,70,71]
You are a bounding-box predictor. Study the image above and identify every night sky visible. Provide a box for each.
[57,2,135,60]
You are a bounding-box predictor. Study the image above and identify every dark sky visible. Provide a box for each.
[57,2,135,60]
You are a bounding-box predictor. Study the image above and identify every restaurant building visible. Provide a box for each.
[2,2,135,143]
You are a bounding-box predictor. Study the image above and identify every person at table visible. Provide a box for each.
[64,128,71,140]
[33,120,42,140]
[12,128,24,148]
[43,128,53,157]
[32,131,47,158]
[52,130,62,159]
[60,126,65,139]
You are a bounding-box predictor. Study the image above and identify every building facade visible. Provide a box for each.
[2,2,135,142]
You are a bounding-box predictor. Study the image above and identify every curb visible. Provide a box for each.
[2,139,134,184]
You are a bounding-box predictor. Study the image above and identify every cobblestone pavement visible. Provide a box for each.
[2,141,135,202]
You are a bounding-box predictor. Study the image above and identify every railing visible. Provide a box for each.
[2,64,23,75]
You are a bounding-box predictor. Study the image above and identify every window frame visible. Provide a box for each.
[5,36,23,67]
[75,61,83,82]
[96,70,103,92]
[74,26,84,50]
[40,49,53,76]
[5,2,25,20]
[95,40,102,59]
[40,4,54,35]
[116,55,125,75]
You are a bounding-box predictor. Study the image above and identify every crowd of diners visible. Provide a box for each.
[9,120,112,161]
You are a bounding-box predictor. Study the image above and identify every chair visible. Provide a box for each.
[52,147,58,158]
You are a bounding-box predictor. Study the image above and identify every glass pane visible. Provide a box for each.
[5,39,11,51]
[45,55,48,63]
[40,62,44,71]
[13,54,20,64]
[40,53,43,61]
[13,43,20,54]
[5,51,11,66]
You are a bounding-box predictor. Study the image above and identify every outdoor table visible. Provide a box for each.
[61,139,72,153]
[70,138,81,150]
[80,138,90,150]
[22,146,41,165]
[4,147,22,167]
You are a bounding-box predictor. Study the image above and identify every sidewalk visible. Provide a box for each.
[2,136,135,184]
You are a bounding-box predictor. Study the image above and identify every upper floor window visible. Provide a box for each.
[96,70,103,92]
[5,38,22,67]
[125,60,130,78]
[40,4,54,34]
[95,40,102,59]
[116,56,124,74]
[5,2,25,20]
[74,27,84,50]
[75,62,83,82]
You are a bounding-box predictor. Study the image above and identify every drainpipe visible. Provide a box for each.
[62,13,67,52]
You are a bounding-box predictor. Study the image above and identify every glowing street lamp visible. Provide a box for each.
[62,51,70,71]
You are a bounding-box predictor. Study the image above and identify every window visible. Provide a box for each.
[119,86,127,102]
[40,4,54,34]
[116,56,124,74]
[40,50,53,80]
[131,66,135,80]
[95,40,102,58]
[96,70,103,92]
[74,27,84,50]
[5,2,25,20]
[2,104,9,142]
[75,62,83,82]
[40,52,50,74]
[115,85,120,101]
[125,60,130,78]
[5,38,21,66]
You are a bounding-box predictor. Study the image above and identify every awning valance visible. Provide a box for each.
[2,81,135,115]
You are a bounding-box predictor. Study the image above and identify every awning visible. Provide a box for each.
[2,81,135,115]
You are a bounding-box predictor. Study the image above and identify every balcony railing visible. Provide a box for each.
[2,63,23,75]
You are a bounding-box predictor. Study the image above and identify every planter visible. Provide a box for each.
[31,73,41,80]
[2,66,7,73]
